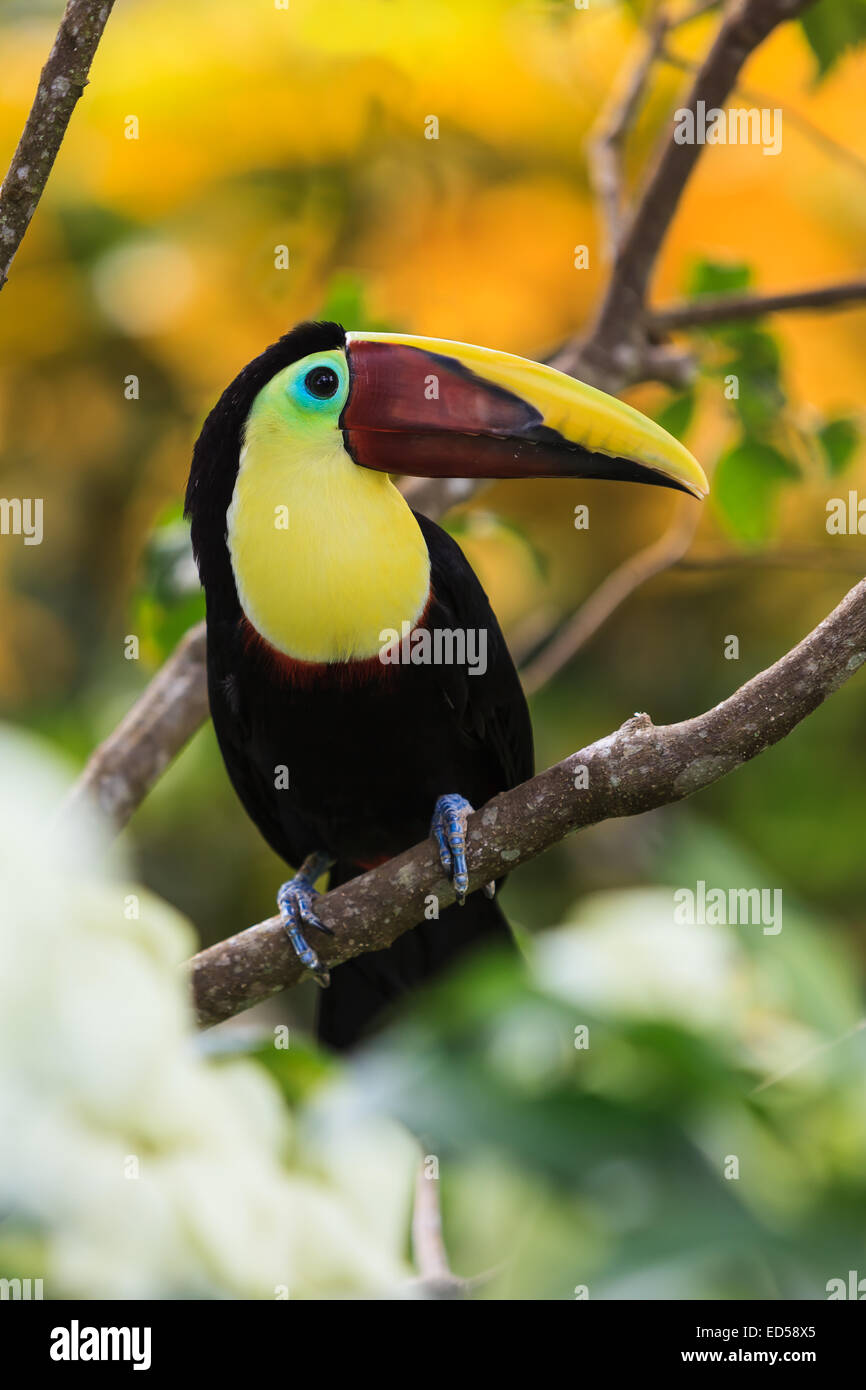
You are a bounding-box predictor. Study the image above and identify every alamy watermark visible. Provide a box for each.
[826,490,866,534]
[50,1321,152,1370]
[674,880,783,935]
[379,622,488,676]
[0,496,42,545]
[673,101,782,157]
[0,1276,44,1299]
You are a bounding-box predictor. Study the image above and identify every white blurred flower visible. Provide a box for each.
[0,727,414,1299]
[532,887,746,1030]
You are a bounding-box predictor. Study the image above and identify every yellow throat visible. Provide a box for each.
[226,381,431,664]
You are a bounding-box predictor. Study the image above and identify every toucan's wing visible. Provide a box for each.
[414,510,534,794]
[205,614,319,869]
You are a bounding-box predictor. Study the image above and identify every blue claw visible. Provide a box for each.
[431,793,474,904]
[277,852,335,988]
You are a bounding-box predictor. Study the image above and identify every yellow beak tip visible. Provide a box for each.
[347,330,710,498]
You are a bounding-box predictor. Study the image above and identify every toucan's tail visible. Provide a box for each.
[315,877,512,1051]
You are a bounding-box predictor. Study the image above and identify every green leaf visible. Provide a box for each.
[818,417,859,476]
[711,327,785,434]
[317,270,368,327]
[132,509,204,662]
[654,390,695,440]
[713,440,799,546]
[55,204,144,267]
[317,271,392,332]
[248,1038,337,1106]
[801,0,866,80]
[132,589,205,665]
[686,258,752,300]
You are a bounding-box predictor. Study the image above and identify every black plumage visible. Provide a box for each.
[186,323,532,1048]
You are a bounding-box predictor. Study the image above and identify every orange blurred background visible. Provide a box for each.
[1,0,864,956]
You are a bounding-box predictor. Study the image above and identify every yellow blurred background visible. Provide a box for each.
[3,0,866,1303]
[1,0,865,951]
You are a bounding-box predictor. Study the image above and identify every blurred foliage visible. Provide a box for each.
[1,0,866,1299]
[132,503,203,664]
[818,416,859,475]
[715,440,799,546]
[299,844,866,1298]
[681,257,859,547]
[801,0,866,78]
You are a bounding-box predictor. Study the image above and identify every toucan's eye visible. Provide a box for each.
[304,366,340,399]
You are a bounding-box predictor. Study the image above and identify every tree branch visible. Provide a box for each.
[0,0,116,290]
[676,549,866,572]
[189,577,866,1028]
[557,0,817,387]
[59,621,208,831]
[588,12,671,255]
[520,497,702,695]
[650,278,866,332]
[660,45,866,183]
[409,1165,469,1298]
[62,0,831,840]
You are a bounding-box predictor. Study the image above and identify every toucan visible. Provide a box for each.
[185,321,707,1049]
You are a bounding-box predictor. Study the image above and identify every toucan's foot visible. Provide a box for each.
[431,793,494,906]
[277,852,335,988]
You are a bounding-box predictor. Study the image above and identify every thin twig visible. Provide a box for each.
[588,12,671,254]
[59,621,209,831]
[676,549,866,572]
[660,45,866,184]
[188,577,866,1028]
[408,1164,469,1298]
[752,1019,866,1095]
[650,279,866,332]
[559,0,818,386]
[0,0,116,290]
[404,1174,505,1298]
[520,498,702,694]
[672,1,722,26]
[412,1164,452,1282]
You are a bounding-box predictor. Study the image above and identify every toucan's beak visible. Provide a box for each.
[341,332,708,499]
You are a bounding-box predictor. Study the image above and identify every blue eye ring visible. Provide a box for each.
[303,365,340,400]
[288,355,347,412]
